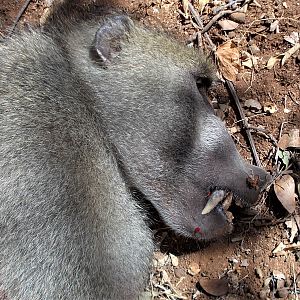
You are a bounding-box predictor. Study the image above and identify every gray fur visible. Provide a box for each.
[0,13,268,300]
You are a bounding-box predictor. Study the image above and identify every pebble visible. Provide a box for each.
[174,267,186,278]
[229,12,246,23]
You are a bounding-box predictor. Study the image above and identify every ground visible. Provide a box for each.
[0,0,299,299]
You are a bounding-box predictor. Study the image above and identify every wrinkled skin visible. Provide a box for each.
[0,12,269,300]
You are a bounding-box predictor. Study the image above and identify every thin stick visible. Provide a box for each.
[202,10,234,33]
[188,3,216,51]
[226,80,262,167]
[6,0,32,36]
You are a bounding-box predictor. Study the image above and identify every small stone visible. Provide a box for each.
[153,252,168,267]
[188,262,201,276]
[255,267,263,279]
[230,12,246,23]
[276,288,289,298]
[174,267,186,278]
[218,19,239,31]
[244,99,262,112]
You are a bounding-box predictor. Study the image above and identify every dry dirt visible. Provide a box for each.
[0,0,299,299]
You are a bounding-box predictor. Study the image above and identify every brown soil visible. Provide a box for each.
[0,0,299,299]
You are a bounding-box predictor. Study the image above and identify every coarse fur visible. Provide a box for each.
[0,9,269,300]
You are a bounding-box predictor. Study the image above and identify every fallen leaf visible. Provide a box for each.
[274,175,296,214]
[199,277,229,296]
[266,55,281,69]
[241,52,259,68]
[218,19,239,31]
[278,129,300,149]
[273,242,286,254]
[284,32,299,45]
[270,20,279,32]
[216,41,240,81]
[282,43,300,65]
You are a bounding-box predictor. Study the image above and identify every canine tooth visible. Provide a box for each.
[201,190,226,215]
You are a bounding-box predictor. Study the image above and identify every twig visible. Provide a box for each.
[188,3,216,51]
[274,121,288,166]
[6,0,32,36]
[226,80,262,167]
[247,126,278,146]
[202,10,234,33]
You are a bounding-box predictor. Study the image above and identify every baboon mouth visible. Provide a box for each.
[201,189,234,215]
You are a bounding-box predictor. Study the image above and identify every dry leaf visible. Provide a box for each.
[274,175,296,214]
[270,20,279,32]
[199,277,229,296]
[273,242,286,254]
[284,32,299,45]
[216,41,240,81]
[278,129,300,149]
[266,55,281,69]
[241,51,258,69]
[282,42,300,65]
[218,19,239,31]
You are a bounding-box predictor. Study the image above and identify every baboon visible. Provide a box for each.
[0,6,269,300]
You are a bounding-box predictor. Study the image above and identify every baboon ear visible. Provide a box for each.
[93,15,133,65]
